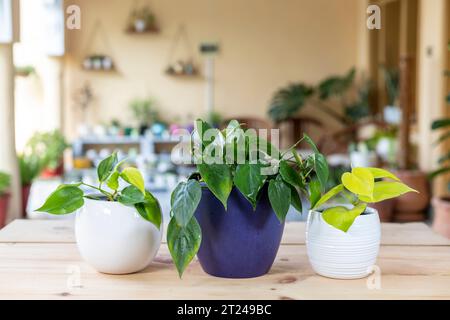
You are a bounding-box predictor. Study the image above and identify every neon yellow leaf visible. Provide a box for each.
[341,167,374,198]
[322,203,367,232]
[358,181,418,203]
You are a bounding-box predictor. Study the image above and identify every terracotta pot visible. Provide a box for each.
[393,170,430,222]
[0,193,10,229]
[432,197,450,239]
[41,161,64,178]
[369,199,395,222]
[21,184,31,219]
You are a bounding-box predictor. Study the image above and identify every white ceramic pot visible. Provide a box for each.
[306,207,381,279]
[75,198,162,274]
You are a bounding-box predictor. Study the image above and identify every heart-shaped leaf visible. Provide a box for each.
[290,185,302,213]
[118,185,145,205]
[322,203,367,232]
[342,167,374,198]
[171,179,202,227]
[120,167,145,194]
[197,163,232,209]
[135,191,162,229]
[97,152,118,182]
[268,177,291,222]
[167,217,202,277]
[234,163,267,208]
[358,181,418,203]
[36,185,84,214]
[279,160,303,188]
[313,153,329,192]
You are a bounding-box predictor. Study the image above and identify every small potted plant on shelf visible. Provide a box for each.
[130,98,159,135]
[36,152,163,274]
[307,167,417,279]
[167,119,329,278]
[18,153,44,218]
[0,172,11,228]
[127,6,157,33]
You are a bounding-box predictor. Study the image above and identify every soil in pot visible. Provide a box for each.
[0,194,10,229]
[194,185,285,278]
[432,197,450,239]
[393,170,430,222]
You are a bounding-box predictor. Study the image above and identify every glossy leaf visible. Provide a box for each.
[366,167,400,181]
[197,163,232,209]
[313,153,329,192]
[118,185,145,205]
[303,134,319,154]
[171,179,202,227]
[106,171,120,191]
[290,186,302,213]
[322,203,367,233]
[279,160,303,188]
[120,167,145,194]
[432,119,450,130]
[358,181,418,203]
[234,163,266,208]
[268,178,291,222]
[135,191,162,229]
[36,185,84,214]
[341,167,374,198]
[309,178,321,209]
[97,152,118,182]
[167,217,202,277]
[313,184,344,209]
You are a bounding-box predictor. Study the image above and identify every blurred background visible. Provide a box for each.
[1,0,450,238]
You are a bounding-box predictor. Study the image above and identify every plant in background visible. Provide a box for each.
[311,167,417,232]
[36,152,162,229]
[0,172,11,196]
[130,98,159,130]
[25,130,69,170]
[382,66,400,107]
[268,83,314,122]
[18,154,44,186]
[167,119,329,276]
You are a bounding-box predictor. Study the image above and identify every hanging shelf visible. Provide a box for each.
[164,25,199,78]
[125,2,159,34]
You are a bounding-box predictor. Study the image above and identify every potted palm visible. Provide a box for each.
[167,119,329,278]
[0,172,11,228]
[307,167,417,279]
[36,152,163,274]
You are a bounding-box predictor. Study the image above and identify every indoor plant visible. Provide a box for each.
[306,167,417,279]
[167,119,329,278]
[18,153,43,218]
[430,65,450,238]
[130,98,159,135]
[0,172,11,228]
[36,152,163,274]
[25,130,69,178]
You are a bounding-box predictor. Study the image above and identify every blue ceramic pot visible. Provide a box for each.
[195,185,285,278]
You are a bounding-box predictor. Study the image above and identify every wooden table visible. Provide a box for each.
[0,219,449,299]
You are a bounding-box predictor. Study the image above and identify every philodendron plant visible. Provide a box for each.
[168,119,329,276]
[36,152,162,229]
[311,167,418,232]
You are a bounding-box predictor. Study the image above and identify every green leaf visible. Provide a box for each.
[290,186,302,213]
[135,191,162,229]
[432,119,450,130]
[322,203,367,233]
[120,167,145,194]
[171,179,202,228]
[435,131,450,145]
[167,217,202,277]
[359,181,418,203]
[194,119,213,150]
[313,184,345,209]
[97,152,118,182]
[118,185,145,205]
[366,167,400,181]
[279,160,303,188]
[234,163,266,208]
[197,163,232,209]
[36,185,84,214]
[309,178,321,209]
[313,153,329,192]
[106,171,120,191]
[292,149,303,167]
[303,134,319,153]
[342,167,374,198]
[430,167,450,179]
[268,178,291,222]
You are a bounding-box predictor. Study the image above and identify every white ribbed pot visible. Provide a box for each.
[75,198,162,274]
[306,207,381,279]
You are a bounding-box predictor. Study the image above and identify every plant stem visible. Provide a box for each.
[81,182,114,201]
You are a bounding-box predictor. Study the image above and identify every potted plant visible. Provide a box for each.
[167,119,329,278]
[25,130,69,178]
[130,98,159,135]
[430,63,450,238]
[18,153,44,218]
[0,172,11,228]
[306,167,417,279]
[36,152,163,274]
[128,6,157,33]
